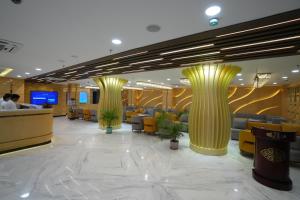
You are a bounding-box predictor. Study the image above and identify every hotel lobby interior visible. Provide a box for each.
[1,0,300,199]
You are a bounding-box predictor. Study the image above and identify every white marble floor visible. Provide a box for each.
[0,117,300,200]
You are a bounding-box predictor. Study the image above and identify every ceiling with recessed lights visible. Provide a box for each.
[23,8,300,84]
[1,0,300,79]
[75,55,300,88]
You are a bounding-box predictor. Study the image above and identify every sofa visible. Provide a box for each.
[239,122,300,162]
[231,113,286,140]
[179,113,189,133]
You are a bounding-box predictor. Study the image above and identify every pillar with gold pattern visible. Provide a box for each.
[93,77,127,129]
[182,64,240,155]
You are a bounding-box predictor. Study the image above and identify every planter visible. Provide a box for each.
[170,139,179,150]
[106,127,113,134]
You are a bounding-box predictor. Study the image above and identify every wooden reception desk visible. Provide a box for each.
[0,109,53,153]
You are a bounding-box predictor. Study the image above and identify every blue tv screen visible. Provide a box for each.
[30,91,58,105]
[79,91,88,104]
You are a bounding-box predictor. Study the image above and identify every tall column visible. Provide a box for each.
[182,64,240,155]
[94,77,127,129]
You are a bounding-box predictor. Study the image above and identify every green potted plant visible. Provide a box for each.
[101,110,118,134]
[159,122,183,150]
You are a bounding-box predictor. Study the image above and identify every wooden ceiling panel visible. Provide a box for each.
[27,9,300,83]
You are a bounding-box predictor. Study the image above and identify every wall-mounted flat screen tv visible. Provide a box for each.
[30,91,58,105]
[79,91,88,104]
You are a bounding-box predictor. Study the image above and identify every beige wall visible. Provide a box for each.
[126,85,287,116]
[0,77,25,102]
[24,82,68,116]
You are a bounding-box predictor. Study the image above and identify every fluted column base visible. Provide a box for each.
[190,143,227,156]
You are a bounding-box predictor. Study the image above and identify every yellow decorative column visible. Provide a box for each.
[182,64,240,155]
[94,77,127,129]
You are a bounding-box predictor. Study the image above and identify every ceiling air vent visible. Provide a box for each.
[0,39,23,54]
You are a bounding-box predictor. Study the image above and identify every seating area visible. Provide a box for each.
[1,1,300,198]
[70,108,99,122]
[233,117,300,163]
[123,106,190,135]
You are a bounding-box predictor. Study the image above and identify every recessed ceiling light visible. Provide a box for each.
[35,68,42,71]
[147,80,151,82]
[282,76,288,79]
[238,78,243,81]
[167,78,171,81]
[112,39,122,45]
[291,69,299,73]
[237,73,242,76]
[240,83,245,86]
[205,6,221,17]
[17,75,22,78]
[273,82,277,85]
[128,81,131,84]
[161,82,164,85]
[25,72,30,75]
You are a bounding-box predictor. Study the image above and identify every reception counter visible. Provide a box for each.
[0,109,53,153]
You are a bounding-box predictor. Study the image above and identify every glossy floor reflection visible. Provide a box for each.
[0,117,299,200]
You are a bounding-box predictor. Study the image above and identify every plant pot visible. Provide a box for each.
[170,139,179,150]
[106,127,113,134]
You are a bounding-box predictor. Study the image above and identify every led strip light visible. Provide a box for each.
[172,51,220,60]
[122,69,145,73]
[130,58,163,65]
[217,18,300,38]
[221,36,300,51]
[225,46,295,57]
[180,59,223,67]
[68,66,86,70]
[160,44,214,55]
[64,71,77,75]
[95,62,119,69]
[113,51,148,60]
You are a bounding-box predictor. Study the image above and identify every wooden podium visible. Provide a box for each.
[252,127,296,191]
